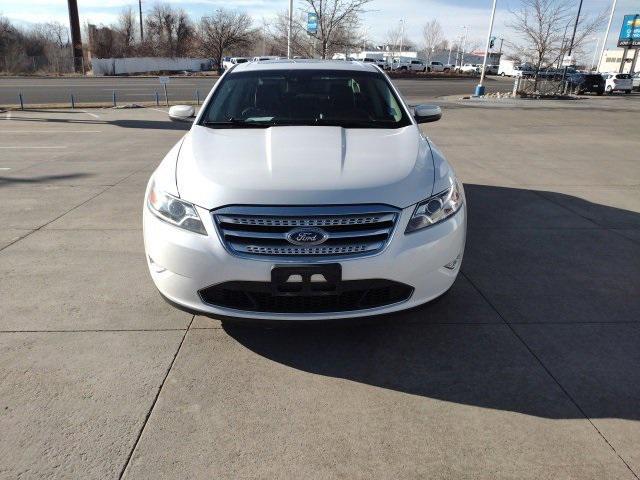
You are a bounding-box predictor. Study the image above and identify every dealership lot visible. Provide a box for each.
[1,97,639,479]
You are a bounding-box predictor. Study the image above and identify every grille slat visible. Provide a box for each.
[213,206,398,259]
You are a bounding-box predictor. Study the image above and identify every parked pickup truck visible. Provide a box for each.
[426,61,448,72]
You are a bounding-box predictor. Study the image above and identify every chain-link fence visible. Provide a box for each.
[515,77,565,97]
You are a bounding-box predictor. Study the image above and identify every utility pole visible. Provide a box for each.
[138,0,144,42]
[598,0,618,73]
[66,0,83,74]
[287,0,293,59]
[399,19,404,56]
[447,43,453,65]
[561,0,583,92]
[476,0,498,96]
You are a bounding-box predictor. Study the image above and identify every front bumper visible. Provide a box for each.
[143,202,467,320]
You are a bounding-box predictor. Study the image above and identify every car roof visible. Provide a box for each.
[231,59,380,73]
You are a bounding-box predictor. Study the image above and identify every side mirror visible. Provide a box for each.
[414,104,442,124]
[168,105,195,122]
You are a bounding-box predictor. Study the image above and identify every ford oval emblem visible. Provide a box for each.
[286,227,329,246]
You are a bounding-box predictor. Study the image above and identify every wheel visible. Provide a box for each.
[500,72,505,76]
[606,86,613,95]
[625,90,631,94]
[444,68,450,73]
[400,66,407,71]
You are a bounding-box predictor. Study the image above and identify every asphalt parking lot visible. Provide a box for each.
[1,95,639,479]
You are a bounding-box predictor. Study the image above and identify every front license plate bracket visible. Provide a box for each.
[271,264,342,294]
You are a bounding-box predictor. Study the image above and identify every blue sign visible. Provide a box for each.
[307,12,318,35]
[618,14,640,47]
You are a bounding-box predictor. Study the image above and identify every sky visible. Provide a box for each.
[1,0,637,54]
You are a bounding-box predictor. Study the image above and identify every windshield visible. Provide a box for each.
[200,69,411,129]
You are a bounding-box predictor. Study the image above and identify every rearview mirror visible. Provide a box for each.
[168,105,195,122]
[414,105,442,124]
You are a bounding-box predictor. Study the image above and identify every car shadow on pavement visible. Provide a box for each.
[223,184,640,420]
[0,115,191,131]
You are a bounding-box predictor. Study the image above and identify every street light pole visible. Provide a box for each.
[597,0,618,73]
[399,19,405,56]
[287,0,293,59]
[475,0,498,96]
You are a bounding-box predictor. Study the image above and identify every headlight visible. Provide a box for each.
[405,180,464,233]
[147,182,206,235]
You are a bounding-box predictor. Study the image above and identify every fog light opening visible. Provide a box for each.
[443,254,461,270]
[148,256,167,274]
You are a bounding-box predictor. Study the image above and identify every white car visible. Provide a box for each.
[144,60,466,321]
[458,64,480,74]
[252,56,281,62]
[222,57,248,70]
[604,73,633,94]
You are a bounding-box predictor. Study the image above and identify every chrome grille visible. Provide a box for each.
[213,205,399,259]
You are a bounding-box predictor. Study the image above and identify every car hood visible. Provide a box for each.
[176,125,434,210]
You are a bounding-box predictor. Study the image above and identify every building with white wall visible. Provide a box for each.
[597,48,638,73]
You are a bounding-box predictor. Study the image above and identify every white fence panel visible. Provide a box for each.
[91,57,213,75]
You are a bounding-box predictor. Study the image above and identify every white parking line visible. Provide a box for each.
[0,167,11,170]
[0,146,67,149]
[148,107,169,113]
[82,110,100,119]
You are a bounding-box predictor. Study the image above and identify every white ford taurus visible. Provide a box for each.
[143,60,466,320]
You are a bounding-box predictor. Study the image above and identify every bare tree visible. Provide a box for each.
[0,16,26,72]
[145,3,194,57]
[116,7,137,56]
[267,11,315,58]
[302,0,371,59]
[507,0,606,81]
[385,23,411,61]
[198,9,254,69]
[422,19,444,62]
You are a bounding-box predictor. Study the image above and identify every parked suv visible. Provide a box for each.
[604,73,633,94]
[146,60,466,320]
[567,73,605,95]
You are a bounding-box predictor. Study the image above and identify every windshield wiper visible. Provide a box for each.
[313,119,398,129]
[201,118,270,129]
